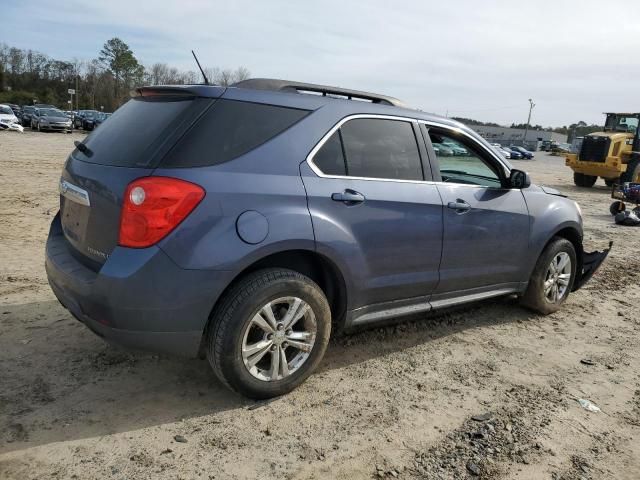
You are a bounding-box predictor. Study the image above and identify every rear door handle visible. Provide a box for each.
[447,199,471,213]
[331,190,365,204]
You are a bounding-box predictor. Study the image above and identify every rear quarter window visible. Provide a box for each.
[161,99,310,168]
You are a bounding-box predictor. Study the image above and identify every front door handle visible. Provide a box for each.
[447,199,471,213]
[331,190,365,204]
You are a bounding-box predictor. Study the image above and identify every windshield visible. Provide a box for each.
[0,106,14,115]
[84,111,98,118]
[40,108,63,116]
[605,114,639,133]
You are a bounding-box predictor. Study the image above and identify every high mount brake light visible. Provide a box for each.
[118,177,205,248]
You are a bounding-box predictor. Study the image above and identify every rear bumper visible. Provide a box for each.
[45,213,233,357]
[573,241,613,291]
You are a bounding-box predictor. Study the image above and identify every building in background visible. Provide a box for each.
[470,125,568,150]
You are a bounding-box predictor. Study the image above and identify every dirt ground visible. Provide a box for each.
[1,130,639,480]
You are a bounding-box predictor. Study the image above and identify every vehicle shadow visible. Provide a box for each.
[0,295,536,453]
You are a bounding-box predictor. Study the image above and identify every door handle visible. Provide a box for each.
[331,190,365,204]
[447,199,471,213]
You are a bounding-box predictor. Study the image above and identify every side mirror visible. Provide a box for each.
[509,169,531,189]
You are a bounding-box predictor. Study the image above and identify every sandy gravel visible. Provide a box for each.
[0,130,639,480]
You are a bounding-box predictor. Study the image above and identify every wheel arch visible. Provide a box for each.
[200,249,349,356]
[541,225,584,279]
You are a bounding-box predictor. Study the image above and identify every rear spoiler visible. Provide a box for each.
[131,85,226,99]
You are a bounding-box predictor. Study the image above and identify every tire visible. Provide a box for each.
[206,268,331,399]
[610,201,625,216]
[521,238,577,315]
[621,157,640,183]
[573,172,597,188]
[604,178,617,187]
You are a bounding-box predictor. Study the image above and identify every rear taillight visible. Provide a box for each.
[118,177,205,248]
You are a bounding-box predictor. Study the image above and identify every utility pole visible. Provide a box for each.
[76,75,79,111]
[523,98,535,148]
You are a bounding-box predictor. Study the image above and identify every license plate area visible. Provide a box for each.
[61,197,90,245]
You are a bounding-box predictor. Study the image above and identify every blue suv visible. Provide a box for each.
[46,79,610,398]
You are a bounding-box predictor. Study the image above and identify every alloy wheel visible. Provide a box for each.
[544,252,572,303]
[241,296,317,382]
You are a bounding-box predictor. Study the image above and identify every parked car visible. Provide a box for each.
[509,145,534,159]
[80,110,103,131]
[552,143,572,154]
[442,140,468,156]
[31,108,73,133]
[93,112,112,129]
[46,79,610,399]
[501,147,523,159]
[0,104,21,129]
[490,143,511,159]
[7,104,21,119]
[74,110,100,129]
[20,106,36,127]
[432,143,454,156]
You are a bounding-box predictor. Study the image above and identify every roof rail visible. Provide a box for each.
[232,78,407,108]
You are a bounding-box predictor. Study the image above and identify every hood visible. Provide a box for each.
[0,113,18,123]
[540,185,567,197]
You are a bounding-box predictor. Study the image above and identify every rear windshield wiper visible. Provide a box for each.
[74,140,94,158]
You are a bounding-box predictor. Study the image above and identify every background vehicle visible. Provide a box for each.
[490,143,511,159]
[566,113,640,187]
[20,106,35,126]
[510,145,534,159]
[442,140,468,155]
[74,110,100,129]
[502,146,523,159]
[93,112,111,129]
[432,142,454,156]
[80,110,102,130]
[8,104,21,119]
[31,108,72,133]
[0,104,20,125]
[46,80,609,399]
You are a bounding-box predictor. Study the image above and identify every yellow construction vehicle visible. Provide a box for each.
[566,113,640,187]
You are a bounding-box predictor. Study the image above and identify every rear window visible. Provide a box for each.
[78,96,201,167]
[161,99,310,168]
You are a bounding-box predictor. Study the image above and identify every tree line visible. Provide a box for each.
[0,38,250,112]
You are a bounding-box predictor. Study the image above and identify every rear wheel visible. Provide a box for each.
[206,268,331,399]
[604,178,617,187]
[521,238,577,314]
[573,172,597,187]
[621,158,640,183]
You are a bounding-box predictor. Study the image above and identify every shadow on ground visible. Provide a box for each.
[0,296,535,453]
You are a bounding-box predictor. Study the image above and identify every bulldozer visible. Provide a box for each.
[565,112,640,187]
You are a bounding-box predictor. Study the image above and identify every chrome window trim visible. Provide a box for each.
[305,114,433,185]
[305,114,512,186]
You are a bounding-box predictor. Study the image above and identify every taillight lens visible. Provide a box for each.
[118,177,205,248]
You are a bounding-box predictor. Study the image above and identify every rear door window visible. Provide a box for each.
[340,118,423,181]
[162,100,310,167]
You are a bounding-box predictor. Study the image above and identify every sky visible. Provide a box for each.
[3,0,640,127]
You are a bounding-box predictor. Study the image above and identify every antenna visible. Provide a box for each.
[191,50,210,85]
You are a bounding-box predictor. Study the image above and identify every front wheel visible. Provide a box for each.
[206,269,331,399]
[521,238,577,314]
[573,172,597,188]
